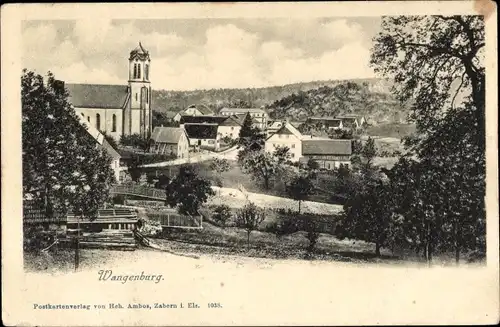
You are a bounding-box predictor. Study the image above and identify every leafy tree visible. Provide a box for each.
[164,165,215,215]
[154,174,170,189]
[240,147,290,190]
[286,174,314,214]
[336,176,394,256]
[211,204,232,228]
[22,70,115,219]
[371,16,486,263]
[307,158,320,171]
[303,219,320,253]
[235,202,265,249]
[209,158,230,188]
[126,154,143,183]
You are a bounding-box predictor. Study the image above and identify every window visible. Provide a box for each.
[135,93,138,101]
[133,63,138,79]
[291,153,295,158]
[146,88,149,104]
[87,116,90,123]
[291,144,295,149]
[145,64,149,80]
[96,113,101,130]
[231,127,234,131]
[278,134,282,138]
[137,64,141,79]
[81,113,84,117]
[208,140,215,144]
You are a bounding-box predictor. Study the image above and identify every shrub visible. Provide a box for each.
[211,204,232,227]
[112,194,126,205]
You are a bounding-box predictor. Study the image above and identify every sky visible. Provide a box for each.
[22,18,382,91]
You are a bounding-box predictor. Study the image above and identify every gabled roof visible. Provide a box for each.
[66,83,129,109]
[184,124,218,139]
[180,115,227,124]
[164,111,178,119]
[219,116,242,126]
[220,107,267,114]
[151,127,186,144]
[76,114,121,160]
[267,122,303,140]
[185,104,214,115]
[302,139,352,156]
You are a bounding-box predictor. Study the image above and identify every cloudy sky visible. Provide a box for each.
[22,18,382,91]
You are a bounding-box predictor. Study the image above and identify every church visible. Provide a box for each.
[65,42,152,141]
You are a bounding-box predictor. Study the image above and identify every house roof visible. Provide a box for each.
[267,122,303,140]
[180,115,227,124]
[66,83,129,109]
[220,107,267,114]
[185,104,214,115]
[151,127,185,144]
[184,124,218,139]
[219,116,242,126]
[302,139,352,156]
[164,111,178,119]
[76,114,121,160]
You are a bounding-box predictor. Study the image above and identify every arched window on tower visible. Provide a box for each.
[137,64,141,79]
[87,116,90,123]
[145,64,149,80]
[112,114,117,132]
[96,113,101,130]
[133,64,137,79]
[145,88,148,104]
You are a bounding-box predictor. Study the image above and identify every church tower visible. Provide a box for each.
[124,42,152,138]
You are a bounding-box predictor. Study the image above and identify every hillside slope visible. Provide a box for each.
[152,78,402,116]
[266,81,408,124]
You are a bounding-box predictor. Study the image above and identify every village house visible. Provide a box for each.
[264,122,304,161]
[308,117,344,130]
[150,126,190,159]
[182,123,221,151]
[217,115,243,139]
[300,139,352,170]
[338,115,367,129]
[65,43,153,141]
[173,104,214,122]
[219,107,269,130]
[77,114,121,183]
[266,120,285,136]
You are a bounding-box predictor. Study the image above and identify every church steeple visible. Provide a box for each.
[125,42,152,139]
[129,42,151,82]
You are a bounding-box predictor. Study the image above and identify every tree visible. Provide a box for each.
[126,154,143,183]
[307,158,319,171]
[286,174,314,214]
[235,202,265,249]
[240,147,290,190]
[101,131,119,151]
[371,16,486,263]
[336,176,394,256]
[238,113,254,141]
[209,158,230,188]
[164,165,215,216]
[22,70,115,220]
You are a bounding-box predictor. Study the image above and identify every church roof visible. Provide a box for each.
[129,42,150,60]
[66,83,129,109]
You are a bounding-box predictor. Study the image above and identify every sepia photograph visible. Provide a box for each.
[2,1,498,326]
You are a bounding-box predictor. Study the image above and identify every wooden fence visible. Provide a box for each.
[111,185,165,200]
[148,211,203,229]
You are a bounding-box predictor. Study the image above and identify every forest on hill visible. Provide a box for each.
[151,78,409,124]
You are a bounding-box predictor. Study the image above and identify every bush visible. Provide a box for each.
[211,204,232,227]
[139,218,163,237]
[120,133,149,150]
[112,194,126,205]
